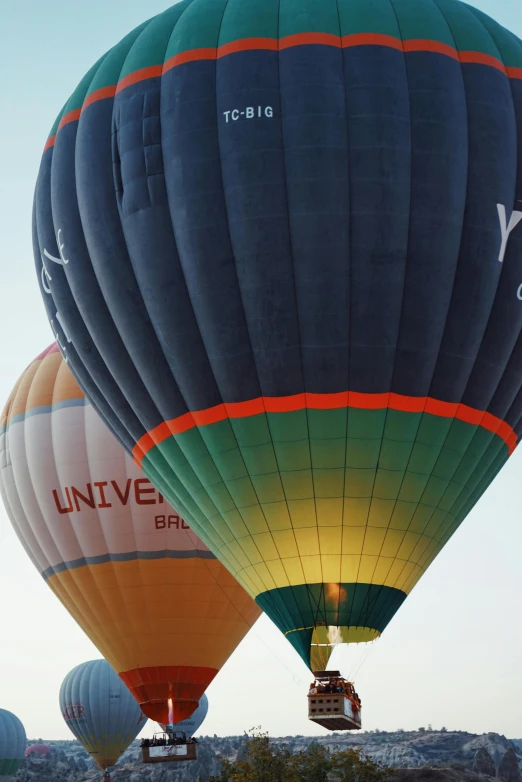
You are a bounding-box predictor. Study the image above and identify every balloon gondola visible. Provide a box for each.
[308,670,361,731]
[140,731,197,764]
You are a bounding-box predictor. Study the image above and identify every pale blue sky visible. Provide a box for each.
[1,0,522,742]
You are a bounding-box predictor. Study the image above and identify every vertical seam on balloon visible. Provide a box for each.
[208,0,280,605]
[160,0,258,608]
[27,360,82,597]
[350,0,413,633]
[151,9,198,615]
[117,1,180,630]
[99,26,187,445]
[157,0,276,602]
[389,2,521,604]
[375,0,483,599]
[274,0,326,648]
[111,29,191,432]
[335,0,353,652]
[357,0,467,627]
[32,222,82,577]
[64,48,156,472]
[0,379,40,565]
[112,11,216,594]
[81,378,136,671]
[406,0,506,583]
[124,423,150,668]
[143,455,242,582]
[413,433,506,589]
[360,0,467,632]
[433,435,507,561]
[83,398,135,669]
[197,0,306,623]
[364,0,489,625]
[458,2,522,435]
[444,2,519,417]
[434,441,507,560]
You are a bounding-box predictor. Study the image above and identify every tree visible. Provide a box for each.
[207,732,393,782]
[331,747,392,782]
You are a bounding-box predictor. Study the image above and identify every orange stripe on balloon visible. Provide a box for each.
[459,51,506,73]
[44,34,521,151]
[341,33,403,51]
[280,32,341,49]
[58,109,81,131]
[219,37,279,56]
[116,65,163,94]
[403,39,459,61]
[83,85,117,109]
[163,48,217,73]
[133,392,518,464]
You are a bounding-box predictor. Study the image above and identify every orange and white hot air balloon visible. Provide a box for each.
[0,344,261,724]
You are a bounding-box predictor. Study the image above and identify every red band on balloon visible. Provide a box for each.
[459,51,507,73]
[163,48,217,73]
[341,33,403,51]
[44,36,522,151]
[402,39,459,61]
[280,33,342,49]
[83,86,117,109]
[116,66,163,94]
[57,109,81,131]
[219,37,279,56]
[133,392,518,465]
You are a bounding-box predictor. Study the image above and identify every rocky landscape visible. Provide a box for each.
[15,729,522,782]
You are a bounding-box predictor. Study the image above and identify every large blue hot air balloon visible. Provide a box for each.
[34,0,522,671]
[59,660,147,774]
[0,709,26,781]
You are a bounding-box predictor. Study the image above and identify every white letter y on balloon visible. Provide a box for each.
[498,204,522,262]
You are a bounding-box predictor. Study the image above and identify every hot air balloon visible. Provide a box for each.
[33,0,522,682]
[159,693,208,737]
[0,709,26,781]
[25,744,54,760]
[60,659,146,778]
[0,345,260,727]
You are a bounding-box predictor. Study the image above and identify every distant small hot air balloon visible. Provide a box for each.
[0,709,26,781]
[60,660,145,776]
[0,345,260,726]
[25,743,54,759]
[159,693,208,737]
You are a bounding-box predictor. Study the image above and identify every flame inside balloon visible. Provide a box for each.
[327,626,343,645]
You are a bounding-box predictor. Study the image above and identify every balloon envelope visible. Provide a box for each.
[159,693,208,737]
[59,659,146,770]
[0,709,26,781]
[33,0,522,669]
[0,345,260,722]
[25,744,53,758]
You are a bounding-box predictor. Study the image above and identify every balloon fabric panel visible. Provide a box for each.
[33,0,522,668]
